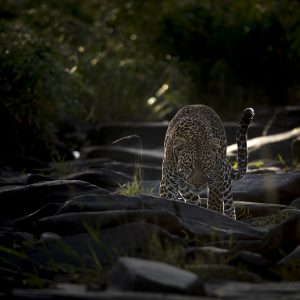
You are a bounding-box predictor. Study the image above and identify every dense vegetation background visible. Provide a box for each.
[0,0,299,162]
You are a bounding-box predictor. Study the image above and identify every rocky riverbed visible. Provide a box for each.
[1,106,300,299]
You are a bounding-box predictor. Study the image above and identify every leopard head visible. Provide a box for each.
[172,134,221,191]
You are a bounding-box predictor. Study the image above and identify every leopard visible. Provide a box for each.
[159,104,254,219]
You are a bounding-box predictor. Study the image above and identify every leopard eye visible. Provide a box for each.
[173,138,186,159]
[174,144,185,157]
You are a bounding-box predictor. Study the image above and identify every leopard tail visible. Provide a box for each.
[231,107,255,180]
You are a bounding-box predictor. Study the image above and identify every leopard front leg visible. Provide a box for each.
[208,181,236,219]
[159,175,180,200]
[208,164,236,219]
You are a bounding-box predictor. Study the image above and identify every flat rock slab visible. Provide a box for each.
[40,193,265,240]
[109,257,206,296]
[259,212,300,260]
[12,289,211,300]
[62,169,132,190]
[235,201,288,219]
[0,180,109,223]
[81,146,163,165]
[212,281,300,299]
[36,209,188,237]
[232,171,300,205]
[187,264,262,282]
[10,282,300,299]
[25,222,180,269]
[0,173,53,186]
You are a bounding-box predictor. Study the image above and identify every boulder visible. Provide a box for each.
[183,246,231,264]
[0,180,109,224]
[0,222,182,289]
[0,231,34,248]
[39,193,265,241]
[229,251,277,280]
[289,197,300,209]
[27,222,182,269]
[0,173,53,187]
[36,210,187,237]
[276,245,300,280]
[232,172,300,205]
[235,201,288,220]
[187,264,262,282]
[109,257,206,296]
[259,212,300,261]
[278,244,300,266]
[243,208,300,229]
[81,146,163,166]
[12,287,205,300]
[13,203,62,232]
[213,281,300,299]
[62,169,132,191]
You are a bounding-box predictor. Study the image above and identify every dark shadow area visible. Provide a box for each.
[0,0,299,165]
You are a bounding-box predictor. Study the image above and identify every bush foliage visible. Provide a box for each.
[0,0,299,160]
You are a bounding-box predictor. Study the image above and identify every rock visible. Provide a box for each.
[232,172,300,205]
[0,173,53,186]
[0,231,34,248]
[12,288,206,299]
[0,180,109,224]
[28,222,182,269]
[39,232,62,241]
[204,239,265,254]
[289,197,300,209]
[259,212,300,261]
[109,257,206,296]
[278,244,300,266]
[81,145,163,166]
[213,281,300,299]
[98,161,162,181]
[36,210,187,237]
[140,173,300,208]
[38,194,265,241]
[13,203,62,232]
[183,246,231,264]
[57,193,142,214]
[50,157,162,180]
[235,201,288,220]
[277,245,300,281]
[229,251,277,280]
[243,208,299,229]
[62,169,132,191]
[0,222,182,290]
[0,155,49,172]
[187,264,262,282]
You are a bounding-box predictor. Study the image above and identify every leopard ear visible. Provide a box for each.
[173,137,186,157]
[210,137,221,150]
